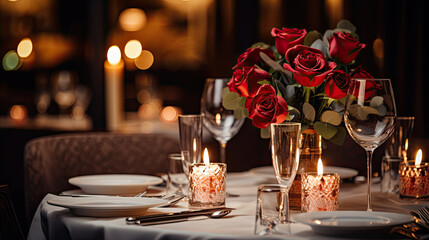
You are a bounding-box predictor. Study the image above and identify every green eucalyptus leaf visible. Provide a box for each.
[370,96,384,107]
[303,30,322,47]
[303,102,316,122]
[239,97,246,108]
[222,91,241,110]
[321,110,342,126]
[375,104,387,116]
[313,121,338,139]
[260,127,270,139]
[337,19,357,33]
[301,124,310,132]
[357,106,379,120]
[259,52,292,78]
[234,107,248,119]
[251,42,270,49]
[257,80,271,85]
[222,87,230,97]
[329,126,347,145]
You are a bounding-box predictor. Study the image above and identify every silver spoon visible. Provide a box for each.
[133,209,232,226]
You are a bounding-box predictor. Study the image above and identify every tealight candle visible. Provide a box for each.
[399,149,429,198]
[188,148,226,208]
[301,159,340,212]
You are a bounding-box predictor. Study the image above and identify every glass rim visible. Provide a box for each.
[351,78,391,81]
[178,114,203,118]
[257,184,288,192]
[271,122,301,126]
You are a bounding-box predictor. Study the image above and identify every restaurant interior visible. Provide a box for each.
[1,0,428,237]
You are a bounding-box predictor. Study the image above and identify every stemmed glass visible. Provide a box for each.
[201,78,245,163]
[270,122,301,221]
[344,78,397,211]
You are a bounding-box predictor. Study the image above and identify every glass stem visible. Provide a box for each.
[219,141,227,163]
[366,149,374,211]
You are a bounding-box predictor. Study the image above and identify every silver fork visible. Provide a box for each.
[418,208,429,225]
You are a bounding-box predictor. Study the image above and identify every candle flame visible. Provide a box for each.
[416,149,423,165]
[193,138,197,152]
[107,45,121,65]
[203,148,210,165]
[215,113,221,125]
[317,158,323,176]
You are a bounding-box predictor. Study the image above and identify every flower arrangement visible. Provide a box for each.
[222,20,373,144]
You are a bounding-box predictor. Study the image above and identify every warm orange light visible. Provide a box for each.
[416,149,423,166]
[10,105,27,121]
[160,106,180,122]
[317,158,323,176]
[119,8,147,32]
[17,38,33,58]
[203,148,210,165]
[124,40,142,59]
[107,45,121,65]
[135,50,154,70]
[215,113,221,125]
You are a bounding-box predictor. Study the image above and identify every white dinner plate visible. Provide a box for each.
[293,211,413,236]
[249,166,358,179]
[48,196,168,217]
[68,174,163,195]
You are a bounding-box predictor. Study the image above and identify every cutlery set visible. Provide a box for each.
[390,208,429,240]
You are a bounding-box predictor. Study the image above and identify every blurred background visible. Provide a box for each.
[1,0,428,233]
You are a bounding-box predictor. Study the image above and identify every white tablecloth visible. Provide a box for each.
[27,170,429,240]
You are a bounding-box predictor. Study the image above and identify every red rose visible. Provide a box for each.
[350,65,373,78]
[283,45,336,87]
[233,47,275,69]
[329,31,366,64]
[246,84,289,129]
[228,66,271,98]
[271,27,307,55]
[324,70,350,99]
[349,66,379,99]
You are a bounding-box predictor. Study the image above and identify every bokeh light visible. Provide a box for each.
[10,105,28,121]
[160,106,181,122]
[124,40,142,59]
[107,45,121,65]
[138,99,162,119]
[135,50,154,70]
[119,8,147,32]
[2,50,22,71]
[373,38,384,59]
[17,38,33,58]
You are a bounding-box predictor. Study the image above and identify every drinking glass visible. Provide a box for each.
[178,114,203,175]
[270,122,301,221]
[166,153,188,196]
[344,78,397,211]
[384,116,415,159]
[200,78,245,163]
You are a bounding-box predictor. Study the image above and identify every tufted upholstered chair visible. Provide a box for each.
[23,132,180,220]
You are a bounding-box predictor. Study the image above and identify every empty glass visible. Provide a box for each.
[166,153,188,196]
[254,184,291,236]
[178,114,203,175]
[384,116,415,160]
[380,156,401,194]
[270,122,301,221]
[200,78,245,163]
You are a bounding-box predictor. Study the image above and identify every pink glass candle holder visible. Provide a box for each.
[188,163,226,208]
[399,161,429,199]
[301,172,340,212]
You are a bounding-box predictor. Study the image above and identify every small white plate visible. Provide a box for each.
[48,196,168,217]
[68,174,163,195]
[293,211,413,236]
[250,166,358,179]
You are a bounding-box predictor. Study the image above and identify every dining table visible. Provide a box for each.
[27,166,429,240]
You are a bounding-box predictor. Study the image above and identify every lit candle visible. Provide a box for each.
[104,45,124,131]
[301,158,340,212]
[399,149,429,198]
[188,148,227,208]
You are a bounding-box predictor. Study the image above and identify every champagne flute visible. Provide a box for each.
[200,78,245,163]
[344,78,397,211]
[270,122,301,221]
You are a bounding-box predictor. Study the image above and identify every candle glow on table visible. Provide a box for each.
[301,158,340,212]
[188,148,226,208]
[104,45,124,131]
[399,149,429,198]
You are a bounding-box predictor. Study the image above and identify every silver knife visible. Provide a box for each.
[125,207,234,225]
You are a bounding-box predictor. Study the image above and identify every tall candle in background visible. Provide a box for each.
[104,45,124,131]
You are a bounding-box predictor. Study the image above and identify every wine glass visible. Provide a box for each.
[200,78,245,163]
[270,122,301,221]
[344,78,397,211]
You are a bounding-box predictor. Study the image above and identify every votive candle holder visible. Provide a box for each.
[188,163,226,208]
[399,161,429,199]
[301,172,340,212]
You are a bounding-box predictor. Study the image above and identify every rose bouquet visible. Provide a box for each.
[222,20,373,144]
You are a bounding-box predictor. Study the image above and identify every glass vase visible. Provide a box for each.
[289,127,322,210]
